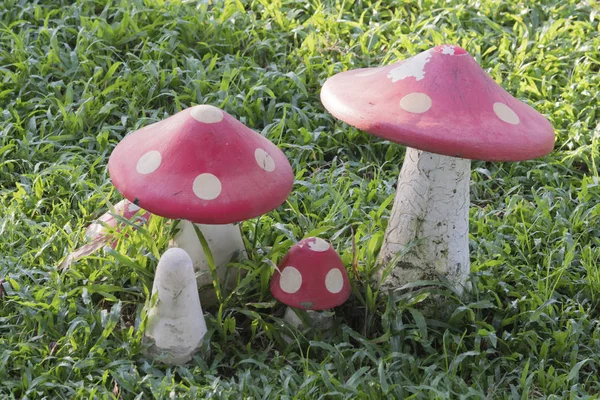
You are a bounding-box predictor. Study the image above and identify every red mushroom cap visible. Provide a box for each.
[270,237,351,310]
[320,44,555,161]
[85,199,151,241]
[107,105,294,224]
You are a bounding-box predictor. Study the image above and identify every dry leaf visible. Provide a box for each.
[57,236,111,270]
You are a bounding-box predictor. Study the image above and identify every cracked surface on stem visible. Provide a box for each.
[378,147,471,293]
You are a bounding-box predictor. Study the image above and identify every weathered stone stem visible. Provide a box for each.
[144,248,207,364]
[170,221,247,305]
[377,147,471,293]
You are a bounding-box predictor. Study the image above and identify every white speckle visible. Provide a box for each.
[190,105,224,124]
[192,173,222,200]
[400,93,432,114]
[279,266,302,294]
[307,238,330,252]
[493,102,520,125]
[127,202,141,213]
[325,268,344,294]
[136,150,162,174]
[387,51,432,82]
[355,68,382,77]
[85,223,103,240]
[254,148,276,172]
[441,45,455,55]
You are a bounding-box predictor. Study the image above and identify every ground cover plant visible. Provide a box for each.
[0,0,599,398]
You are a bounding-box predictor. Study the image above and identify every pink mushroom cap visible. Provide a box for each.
[107,105,294,225]
[320,44,555,161]
[270,237,351,311]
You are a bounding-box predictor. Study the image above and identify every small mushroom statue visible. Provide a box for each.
[144,247,207,364]
[108,105,294,305]
[320,44,555,294]
[270,237,351,330]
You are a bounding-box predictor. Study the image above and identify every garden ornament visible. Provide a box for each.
[144,247,207,364]
[320,44,555,294]
[108,105,294,304]
[270,237,351,330]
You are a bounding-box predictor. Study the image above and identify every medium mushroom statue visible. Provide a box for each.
[320,44,555,294]
[270,237,351,330]
[144,247,207,364]
[108,105,294,304]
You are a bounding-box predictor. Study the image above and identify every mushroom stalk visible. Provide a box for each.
[377,147,471,294]
[144,248,207,364]
[170,220,247,305]
[282,308,333,332]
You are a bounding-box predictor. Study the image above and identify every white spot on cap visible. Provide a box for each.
[127,203,141,213]
[356,68,381,77]
[136,150,162,174]
[441,45,455,55]
[325,268,344,294]
[254,148,276,172]
[493,102,520,125]
[193,173,222,200]
[279,266,302,294]
[387,51,432,82]
[400,93,432,114]
[307,238,330,252]
[190,105,224,124]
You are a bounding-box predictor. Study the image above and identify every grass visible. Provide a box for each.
[1,0,599,398]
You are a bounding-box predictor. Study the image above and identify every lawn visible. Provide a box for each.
[1,0,599,398]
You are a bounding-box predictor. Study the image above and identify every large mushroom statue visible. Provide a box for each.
[108,105,294,304]
[320,44,555,294]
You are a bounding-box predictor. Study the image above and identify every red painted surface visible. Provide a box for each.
[270,237,351,311]
[320,44,555,161]
[108,106,294,224]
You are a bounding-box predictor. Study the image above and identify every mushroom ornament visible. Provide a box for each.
[108,105,294,304]
[144,247,207,364]
[270,237,351,330]
[320,44,555,294]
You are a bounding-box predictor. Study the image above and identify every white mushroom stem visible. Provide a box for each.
[377,147,471,294]
[170,220,247,305]
[282,307,334,333]
[144,248,207,364]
